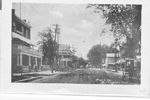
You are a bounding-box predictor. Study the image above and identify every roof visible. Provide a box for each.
[59,44,71,51]
[13,14,32,29]
[125,58,139,62]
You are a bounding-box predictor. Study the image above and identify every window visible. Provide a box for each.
[22,55,29,66]
[23,26,26,37]
[22,28,30,39]
[26,28,30,39]
[21,26,30,39]
[16,21,22,34]
[13,19,31,39]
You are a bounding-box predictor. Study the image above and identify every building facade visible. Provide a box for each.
[58,44,73,67]
[12,9,43,72]
[105,53,120,67]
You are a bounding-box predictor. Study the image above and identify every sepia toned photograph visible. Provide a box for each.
[11,3,141,84]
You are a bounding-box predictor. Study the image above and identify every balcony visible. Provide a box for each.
[12,32,32,45]
[12,44,43,56]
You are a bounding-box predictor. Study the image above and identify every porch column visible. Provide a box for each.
[28,56,31,72]
[17,54,19,66]
[29,56,31,66]
[35,57,37,66]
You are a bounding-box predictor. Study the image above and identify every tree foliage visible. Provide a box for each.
[77,57,88,68]
[72,55,78,64]
[87,44,107,67]
[87,4,141,58]
[37,27,59,66]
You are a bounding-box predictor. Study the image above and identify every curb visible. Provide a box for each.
[14,76,42,83]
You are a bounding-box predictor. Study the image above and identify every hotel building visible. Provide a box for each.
[12,9,43,72]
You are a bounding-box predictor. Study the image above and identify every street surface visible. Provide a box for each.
[25,68,139,84]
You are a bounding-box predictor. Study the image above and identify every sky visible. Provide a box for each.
[12,3,115,59]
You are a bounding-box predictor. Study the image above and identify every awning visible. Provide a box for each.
[102,64,107,66]
[125,58,139,62]
[116,59,126,64]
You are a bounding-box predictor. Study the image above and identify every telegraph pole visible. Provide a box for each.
[20,2,21,18]
[53,24,60,42]
[52,24,60,72]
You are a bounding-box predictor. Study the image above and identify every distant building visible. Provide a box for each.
[58,44,73,67]
[105,53,120,67]
[12,9,43,72]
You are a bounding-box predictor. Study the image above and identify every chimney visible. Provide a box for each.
[12,9,15,15]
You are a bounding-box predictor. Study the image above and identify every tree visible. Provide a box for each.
[87,4,141,58]
[77,57,87,68]
[37,27,59,73]
[106,42,120,53]
[101,44,109,53]
[71,55,78,68]
[87,44,106,68]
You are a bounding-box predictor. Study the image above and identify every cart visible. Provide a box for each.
[123,58,141,83]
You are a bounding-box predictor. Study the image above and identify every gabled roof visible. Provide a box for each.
[13,14,32,28]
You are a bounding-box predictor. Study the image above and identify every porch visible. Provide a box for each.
[12,44,43,72]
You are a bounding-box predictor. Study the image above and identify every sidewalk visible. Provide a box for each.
[12,70,71,82]
[31,70,71,75]
[13,70,71,76]
[116,70,124,76]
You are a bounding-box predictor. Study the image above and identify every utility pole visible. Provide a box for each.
[20,2,21,18]
[52,24,60,72]
[53,24,60,43]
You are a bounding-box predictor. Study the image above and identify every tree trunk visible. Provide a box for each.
[51,65,53,73]
[48,59,53,73]
[126,37,137,58]
[50,60,53,73]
